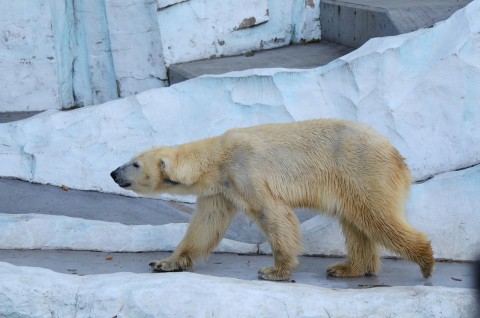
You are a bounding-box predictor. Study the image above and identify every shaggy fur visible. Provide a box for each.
[111,119,434,281]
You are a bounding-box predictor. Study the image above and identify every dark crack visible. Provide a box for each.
[157,0,189,11]
[415,162,480,184]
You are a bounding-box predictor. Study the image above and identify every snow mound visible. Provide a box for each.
[0,262,476,318]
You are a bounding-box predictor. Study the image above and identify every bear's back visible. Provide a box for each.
[219,119,411,214]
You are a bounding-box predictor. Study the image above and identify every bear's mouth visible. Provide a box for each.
[118,182,131,188]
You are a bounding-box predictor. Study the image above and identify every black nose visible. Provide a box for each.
[110,170,118,180]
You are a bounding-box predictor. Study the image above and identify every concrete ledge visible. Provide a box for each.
[0,250,476,289]
[321,0,472,48]
[168,41,353,84]
[0,112,42,123]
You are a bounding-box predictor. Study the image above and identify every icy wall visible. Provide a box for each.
[0,0,320,111]
[0,2,60,111]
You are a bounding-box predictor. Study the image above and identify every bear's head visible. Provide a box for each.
[110,147,181,195]
[111,146,204,196]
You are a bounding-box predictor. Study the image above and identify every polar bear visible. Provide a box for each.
[111,119,434,281]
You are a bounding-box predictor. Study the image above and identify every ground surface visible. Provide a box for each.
[0,250,475,289]
[168,41,354,84]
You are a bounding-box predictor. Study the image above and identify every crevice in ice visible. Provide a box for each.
[316,78,329,109]
[157,0,190,11]
[117,75,168,82]
[346,62,361,101]
[73,285,81,317]
[71,57,79,106]
[19,147,36,179]
[386,108,411,154]
[415,161,480,184]
[100,0,118,100]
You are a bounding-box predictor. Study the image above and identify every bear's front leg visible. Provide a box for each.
[149,194,237,273]
[254,203,303,281]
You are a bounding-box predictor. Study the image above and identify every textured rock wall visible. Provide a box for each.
[0,0,321,111]
[0,1,60,111]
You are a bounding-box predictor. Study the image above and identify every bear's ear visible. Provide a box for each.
[159,158,169,170]
[160,156,201,186]
[159,157,181,185]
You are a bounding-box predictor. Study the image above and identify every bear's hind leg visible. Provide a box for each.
[358,213,435,278]
[254,203,303,281]
[150,194,237,272]
[327,219,381,277]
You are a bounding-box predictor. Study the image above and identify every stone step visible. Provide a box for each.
[0,111,41,123]
[0,250,475,289]
[0,178,314,244]
[168,41,353,85]
[320,0,472,48]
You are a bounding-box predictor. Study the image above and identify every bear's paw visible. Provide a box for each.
[149,258,191,272]
[258,266,292,281]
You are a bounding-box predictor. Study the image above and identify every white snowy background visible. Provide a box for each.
[0,0,479,316]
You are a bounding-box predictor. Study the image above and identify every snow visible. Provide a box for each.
[0,262,477,318]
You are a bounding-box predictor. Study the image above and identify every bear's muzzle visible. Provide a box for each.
[110,167,131,188]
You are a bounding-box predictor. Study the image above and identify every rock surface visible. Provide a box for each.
[0,262,476,318]
[0,0,320,111]
[0,213,258,254]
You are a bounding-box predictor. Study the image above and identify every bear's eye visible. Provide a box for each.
[133,162,140,168]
